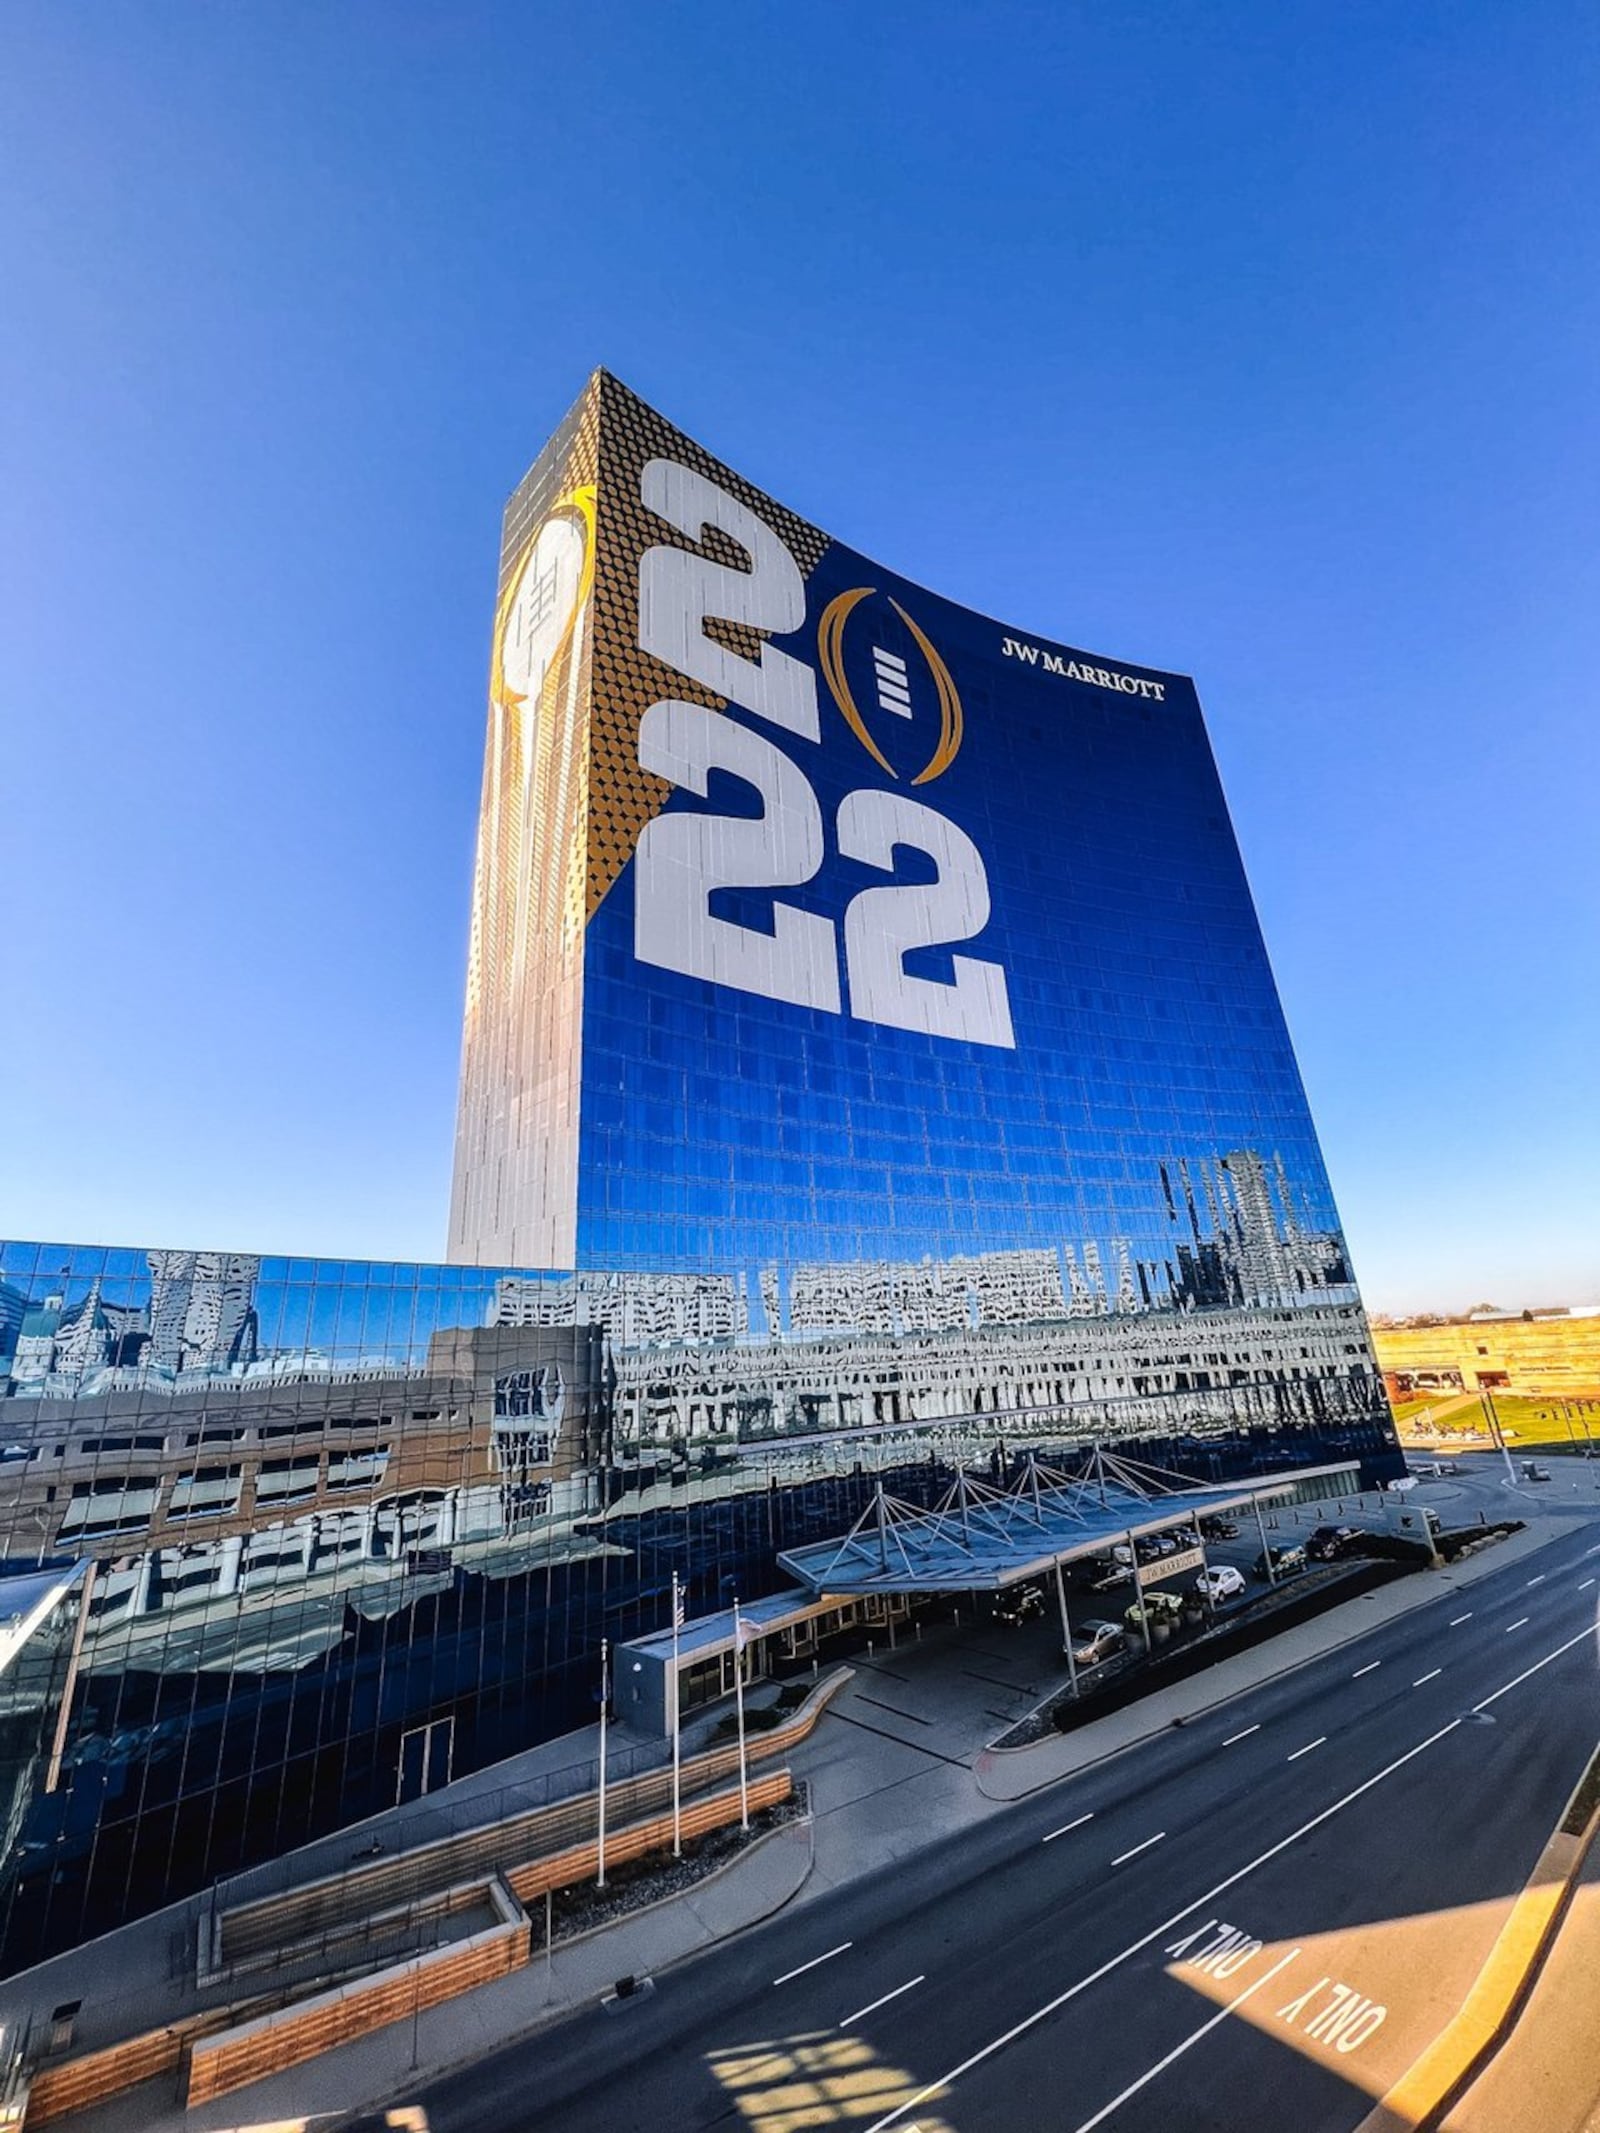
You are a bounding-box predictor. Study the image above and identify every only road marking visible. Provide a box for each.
[859,1720,1463,2133]
[1287,1737,1326,1761]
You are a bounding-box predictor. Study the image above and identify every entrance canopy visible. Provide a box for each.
[777,1448,1360,1597]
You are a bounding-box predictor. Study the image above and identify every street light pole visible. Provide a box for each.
[1251,1492,1277,1587]
[1125,1527,1150,1652]
[1482,1390,1518,1488]
[670,1570,683,1859]
[731,1596,750,1832]
[595,1638,610,1889]
[1054,1556,1079,1698]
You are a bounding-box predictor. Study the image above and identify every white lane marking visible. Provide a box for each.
[1506,1618,1530,1632]
[1287,1737,1326,1762]
[1044,1812,1095,1843]
[1067,1947,1304,2133]
[1474,1625,1596,1714]
[1581,1580,1596,1592]
[1352,1661,1381,1678]
[839,1975,924,2028]
[1527,1575,1546,1587]
[859,1718,1463,2133]
[1111,1832,1166,1866]
[1449,1614,1473,1626]
[1413,1670,1442,1687]
[774,1941,852,1986]
[1587,1545,1600,1557]
[1223,1725,1260,1745]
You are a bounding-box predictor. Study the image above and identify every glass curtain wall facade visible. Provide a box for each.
[0,373,1395,1968]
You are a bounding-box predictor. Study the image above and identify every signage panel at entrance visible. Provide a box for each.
[1138,1545,1204,1587]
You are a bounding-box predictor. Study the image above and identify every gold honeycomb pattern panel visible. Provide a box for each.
[585,370,831,919]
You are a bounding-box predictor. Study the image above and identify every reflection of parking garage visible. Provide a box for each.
[618,1453,1365,1735]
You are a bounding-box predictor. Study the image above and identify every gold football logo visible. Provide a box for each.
[817,587,964,784]
[491,485,597,719]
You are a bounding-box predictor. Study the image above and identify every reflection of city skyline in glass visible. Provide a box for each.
[1,1139,1352,1397]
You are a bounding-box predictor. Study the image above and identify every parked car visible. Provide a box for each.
[1252,1544,1307,1580]
[1523,1462,1552,1483]
[1195,1564,1246,1603]
[1069,1619,1126,1667]
[1307,1524,1359,1562]
[1089,1560,1133,1592]
[1199,1516,1240,1541]
[994,1582,1045,1626]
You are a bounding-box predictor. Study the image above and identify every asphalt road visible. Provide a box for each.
[420,1516,1600,2133]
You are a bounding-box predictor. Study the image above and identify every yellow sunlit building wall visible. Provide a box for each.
[1374,1314,1600,1397]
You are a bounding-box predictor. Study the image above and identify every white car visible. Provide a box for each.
[1195,1565,1246,1604]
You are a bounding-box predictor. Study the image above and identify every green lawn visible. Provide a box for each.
[1483,1394,1600,1451]
[1393,1390,1600,1450]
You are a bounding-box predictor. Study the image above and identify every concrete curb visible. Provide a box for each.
[533,1800,812,1963]
[1354,1742,1600,2133]
[973,1521,1548,1802]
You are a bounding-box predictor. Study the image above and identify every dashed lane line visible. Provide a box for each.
[774,1942,852,1986]
[1111,1832,1166,1867]
[1527,1575,1547,1588]
[1287,1737,1326,1762]
[840,1975,924,2029]
[1222,1725,1260,1745]
[1506,1618,1530,1633]
[1044,1813,1095,1844]
[1413,1670,1442,1687]
[1449,1614,1473,1626]
[1352,1661,1381,1678]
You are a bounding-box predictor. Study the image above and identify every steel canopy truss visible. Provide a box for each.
[776,1444,1326,1597]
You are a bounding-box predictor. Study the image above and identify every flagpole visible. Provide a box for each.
[670,1571,683,1859]
[732,1594,749,1832]
[596,1636,609,1889]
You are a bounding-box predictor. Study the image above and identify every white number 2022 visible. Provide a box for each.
[632,458,1015,1050]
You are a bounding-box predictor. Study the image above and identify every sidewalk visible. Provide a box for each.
[1444,1826,1600,2133]
[26,1465,1600,2131]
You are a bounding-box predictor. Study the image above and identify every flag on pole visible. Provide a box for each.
[672,1579,686,1630]
[733,1610,755,1653]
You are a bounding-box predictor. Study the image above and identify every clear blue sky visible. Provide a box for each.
[3,3,1596,1314]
